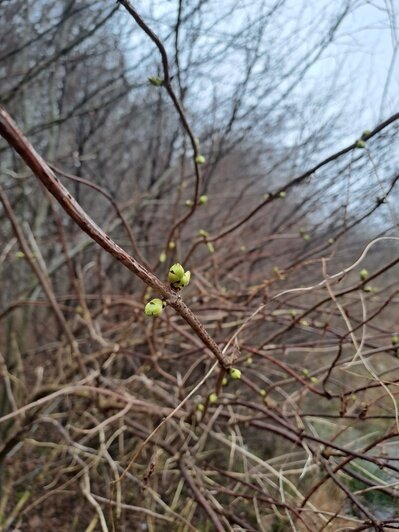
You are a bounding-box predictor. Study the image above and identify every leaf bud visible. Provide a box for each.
[179,270,191,287]
[207,242,215,253]
[145,298,164,317]
[209,393,218,403]
[229,368,241,380]
[168,263,185,284]
[199,195,208,205]
[148,76,163,87]
[361,129,372,140]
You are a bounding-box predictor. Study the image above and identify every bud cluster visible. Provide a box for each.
[168,263,191,289]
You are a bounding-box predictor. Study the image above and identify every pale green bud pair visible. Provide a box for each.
[168,263,191,288]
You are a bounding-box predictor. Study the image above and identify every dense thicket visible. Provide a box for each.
[1,1,399,530]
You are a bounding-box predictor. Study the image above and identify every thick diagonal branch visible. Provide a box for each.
[0,105,227,368]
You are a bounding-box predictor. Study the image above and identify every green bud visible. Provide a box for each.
[303,369,309,377]
[168,241,176,250]
[199,229,209,237]
[229,368,241,380]
[392,334,399,346]
[207,242,215,253]
[240,245,246,252]
[263,193,270,200]
[363,285,373,293]
[159,251,166,263]
[328,238,335,244]
[168,263,185,284]
[279,191,286,198]
[259,389,267,397]
[355,139,366,149]
[222,377,228,386]
[246,357,253,365]
[310,376,318,384]
[361,130,372,140]
[199,195,208,205]
[185,199,194,207]
[179,270,191,287]
[15,251,25,258]
[148,76,163,87]
[209,393,218,403]
[300,319,309,327]
[303,234,310,241]
[195,154,206,164]
[289,309,297,318]
[196,403,204,412]
[359,268,368,281]
[145,298,164,317]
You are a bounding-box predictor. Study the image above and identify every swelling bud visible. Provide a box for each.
[207,242,215,253]
[209,393,218,403]
[145,298,164,317]
[168,263,185,284]
[229,368,241,380]
[179,270,191,287]
[148,76,163,86]
[199,195,208,205]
